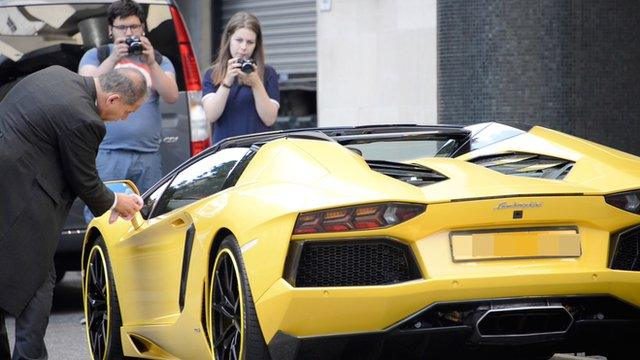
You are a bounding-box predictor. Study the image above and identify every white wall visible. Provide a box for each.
[317,0,437,126]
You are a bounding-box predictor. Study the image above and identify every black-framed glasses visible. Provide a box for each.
[112,24,143,31]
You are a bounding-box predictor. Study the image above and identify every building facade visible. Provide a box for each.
[178,1,640,155]
[439,0,640,155]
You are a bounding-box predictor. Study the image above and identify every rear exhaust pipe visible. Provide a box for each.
[474,305,573,345]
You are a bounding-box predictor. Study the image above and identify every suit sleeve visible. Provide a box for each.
[58,120,115,216]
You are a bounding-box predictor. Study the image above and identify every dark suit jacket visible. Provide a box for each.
[0,66,115,316]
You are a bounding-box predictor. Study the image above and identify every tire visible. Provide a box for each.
[209,235,270,360]
[83,236,127,360]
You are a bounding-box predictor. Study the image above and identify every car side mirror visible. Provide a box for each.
[104,180,143,230]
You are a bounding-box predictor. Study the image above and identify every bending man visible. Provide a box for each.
[0,65,146,360]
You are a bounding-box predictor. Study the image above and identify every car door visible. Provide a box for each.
[114,147,251,323]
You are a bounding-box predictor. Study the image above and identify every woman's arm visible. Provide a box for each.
[203,60,241,123]
[241,66,279,126]
[250,81,279,126]
[202,83,232,123]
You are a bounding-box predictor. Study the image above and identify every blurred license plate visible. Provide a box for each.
[450,228,581,262]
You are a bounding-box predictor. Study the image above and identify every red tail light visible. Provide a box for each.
[190,139,211,155]
[293,203,426,235]
[170,6,210,155]
[170,6,201,91]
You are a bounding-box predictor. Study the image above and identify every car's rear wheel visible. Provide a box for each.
[209,235,270,360]
[83,236,127,360]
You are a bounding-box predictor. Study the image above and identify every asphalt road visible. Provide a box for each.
[4,272,606,360]
[6,271,89,360]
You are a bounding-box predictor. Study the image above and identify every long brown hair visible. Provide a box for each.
[211,11,265,85]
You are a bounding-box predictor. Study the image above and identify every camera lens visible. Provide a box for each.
[241,63,253,74]
[129,43,143,56]
[126,36,143,56]
[238,59,254,74]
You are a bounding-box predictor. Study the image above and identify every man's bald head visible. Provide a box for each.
[98,68,147,105]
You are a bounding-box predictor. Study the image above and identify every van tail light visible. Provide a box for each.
[170,5,210,155]
[606,190,640,214]
[293,203,426,235]
[187,91,210,155]
[190,138,210,155]
[170,5,201,92]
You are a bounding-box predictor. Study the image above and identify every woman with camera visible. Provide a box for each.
[202,11,280,143]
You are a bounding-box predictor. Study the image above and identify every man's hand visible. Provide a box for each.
[109,193,143,224]
[140,35,156,66]
[110,36,131,62]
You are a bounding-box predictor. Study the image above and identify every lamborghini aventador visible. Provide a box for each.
[82,123,640,360]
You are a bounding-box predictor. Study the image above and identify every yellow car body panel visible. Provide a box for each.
[82,124,640,359]
[456,126,640,193]
[254,194,639,341]
[257,270,640,339]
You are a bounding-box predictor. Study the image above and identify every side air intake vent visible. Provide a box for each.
[285,238,422,287]
[610,225,640,271]
[367,160,448,186]
[469,153,574,180]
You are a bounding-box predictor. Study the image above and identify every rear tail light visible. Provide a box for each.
[606,190,640,214]
[170,5,210,155]
[293,203,426,235]
[170,6,201,92]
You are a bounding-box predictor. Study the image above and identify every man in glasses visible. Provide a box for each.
[78,0,178,214]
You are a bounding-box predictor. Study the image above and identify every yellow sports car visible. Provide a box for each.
[82,123,640,360]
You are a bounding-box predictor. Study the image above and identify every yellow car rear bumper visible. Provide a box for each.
[257,270,640,360]
[257,269,640,339]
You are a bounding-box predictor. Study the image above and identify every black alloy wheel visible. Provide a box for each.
[209,236,270,360]
[211,247,243,360]
[85,245,109,360]
[83,237,126,360]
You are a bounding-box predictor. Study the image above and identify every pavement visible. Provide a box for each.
[6,271,89,360]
